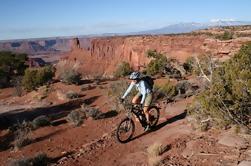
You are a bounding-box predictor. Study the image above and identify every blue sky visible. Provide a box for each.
[0,0,250,40]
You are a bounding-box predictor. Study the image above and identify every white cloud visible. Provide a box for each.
[210,18,236,22]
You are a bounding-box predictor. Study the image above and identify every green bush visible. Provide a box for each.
[183,57,196,74]
[146,50,168,76]
[189,42,251,128]
[85,108,102,120]
[114,61,132,77]
[32,116,50,129]
[0,51,28,88]
[59,69,81,85]
[216,31,233,40]
[22,66,54,91]
[9,153,49,166]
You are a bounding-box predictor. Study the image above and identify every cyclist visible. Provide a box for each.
[121,71,153,131]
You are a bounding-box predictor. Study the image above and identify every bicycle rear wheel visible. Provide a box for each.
[148,106,160,127]
[116,118,135,143]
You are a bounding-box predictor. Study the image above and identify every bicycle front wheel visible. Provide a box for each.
[148,106,160,127]
[116,118,135,143]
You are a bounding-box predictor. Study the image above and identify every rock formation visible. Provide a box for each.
[65,33,251,76]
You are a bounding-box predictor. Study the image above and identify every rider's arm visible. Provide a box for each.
[121,82,135,99]
[139,81,147,104]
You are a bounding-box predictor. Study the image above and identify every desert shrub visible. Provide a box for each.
[22,66,54,91]
[65,91,79,99]
[199,121,210,132]
[183,57,196,74]
[189,42,251,128]
[216,31,233,40]
[85,108,102,120]
[9,153,49,166]
[192,54,215,77]
[13,121,32,149]
[176,80,192,95]
[12,76,23,97]
[59,70,81,85]
[31,116,50,129]
[147,142,166,166]
[114,61,132,78]
[56,60,81,85]
[154,81,177,101]
[146,50,168,76]
[66,110,83,126]
[0,51,28,88]
[0,68,8,88]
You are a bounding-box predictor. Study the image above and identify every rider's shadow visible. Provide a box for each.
[131,110,187,141]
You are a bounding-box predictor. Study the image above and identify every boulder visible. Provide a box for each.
[238,161,251,166]
[218,133,248,148]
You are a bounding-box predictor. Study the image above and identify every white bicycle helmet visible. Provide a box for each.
[129,71,141,80]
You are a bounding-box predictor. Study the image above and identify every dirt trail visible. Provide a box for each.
[55,99,191,166]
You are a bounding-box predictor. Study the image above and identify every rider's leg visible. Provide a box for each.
[143,93,153,124]
[132,92,141,122]
[143,106,150,123]
[132,92,141,104]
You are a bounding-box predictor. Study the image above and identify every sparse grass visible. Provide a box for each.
[9,153,49,166]
[66,91,79,99]
[31,115,50,129]
[66,110,84,126]
[153,81,177,101]
[147,142,166,157]
[148,156,162,166]
[147,142,167,166]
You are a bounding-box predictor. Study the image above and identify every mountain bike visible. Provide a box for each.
[116,101,160,143]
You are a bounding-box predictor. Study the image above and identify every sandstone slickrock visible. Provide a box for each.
[218,133,248,148]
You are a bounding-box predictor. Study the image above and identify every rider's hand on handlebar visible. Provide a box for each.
[120,98,124,103]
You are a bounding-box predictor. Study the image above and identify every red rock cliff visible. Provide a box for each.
[66,35,251,76]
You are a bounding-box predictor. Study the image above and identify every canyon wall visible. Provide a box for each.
[67,34,251,76]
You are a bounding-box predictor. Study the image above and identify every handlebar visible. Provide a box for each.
[119,99,143,110]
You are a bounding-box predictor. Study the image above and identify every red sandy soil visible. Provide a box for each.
[0,80,250,166]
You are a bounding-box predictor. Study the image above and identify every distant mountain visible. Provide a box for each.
[133,20,251,35]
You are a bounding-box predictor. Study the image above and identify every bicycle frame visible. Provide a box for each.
[125,104,148,127]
